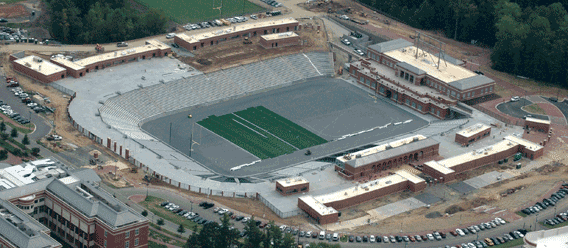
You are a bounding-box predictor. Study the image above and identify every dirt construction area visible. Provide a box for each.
[0,4,27,18]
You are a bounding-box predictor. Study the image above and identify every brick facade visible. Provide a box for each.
[455,127,492,146]
[275,181,309,196]
[12,61,66,83]
[297,198,338,225]
[175,21,299,52]
[259,33,300,49]
[525,119,551,133]
[336,142,439,180]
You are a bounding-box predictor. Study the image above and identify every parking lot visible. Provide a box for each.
[496,98,548,120]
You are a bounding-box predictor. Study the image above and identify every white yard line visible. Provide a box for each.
[303,53,322,76]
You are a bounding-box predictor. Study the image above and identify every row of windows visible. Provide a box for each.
[399,70,414,83]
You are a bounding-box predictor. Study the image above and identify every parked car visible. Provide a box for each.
[117,42,128,47]
[166,33,175,39]
[341,39,351,46]
[511,96,520,102]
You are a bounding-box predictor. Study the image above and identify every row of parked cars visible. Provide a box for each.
[521,184,568,216]
[0,100,29,124]
[11,87,46,113]
[260,0,283,7]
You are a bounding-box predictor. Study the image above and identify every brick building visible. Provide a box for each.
[275,177,309,196]
[259,32,300,49]
[454,123,491,146]
[349,39,496,119]
[10,54,67,83]
[423,135,544,183]
[0,158,148,248]
[335,135,439,180]
[524,117,551,133]
[51,40,171,79]
[298,170,425,224]
[174,18,299,51]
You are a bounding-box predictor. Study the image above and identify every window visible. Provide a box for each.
[472,91,475,97]
[409,75,414,83]
[366,78,370,86]
[437,110,440,116]
[135,239,139,246]
[359,76,364,82]
[135,229,139,236]
[104,240,107,248]
[125,231,130,238]
[125,241,129,248]
[451,91,456,97]
[405,73,409,81]
[406,99,410,105]
[379,87,385,94]
[400,71,404,78]
[411,102,416,108]
[435,84,438,89]
[467,92,470,97]
[490,86,493,92]
[418,105,422,111]
[104,231,108,237]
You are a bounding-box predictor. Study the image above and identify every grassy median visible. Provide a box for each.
[140,196,200,231]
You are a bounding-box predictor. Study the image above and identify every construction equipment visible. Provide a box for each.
[95,44,104,53]
[243,37,252,44]
[220,19,231,26]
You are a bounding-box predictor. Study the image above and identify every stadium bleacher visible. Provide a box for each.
[99,52,334,138]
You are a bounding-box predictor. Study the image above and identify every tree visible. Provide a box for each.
[22,134,29,145]
[177,224,185,235]
[244,217,263,248]
[307,243,341,248]
[12,148,22,157]
[157,218,165,226]
[141,210,148,217]
[0,122,6,133]
[0,150,7,160]
[31,147,40,156]
[10,129,17,138]
[0,133,8,140]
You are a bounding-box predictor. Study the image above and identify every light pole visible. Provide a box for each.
[534,213,539,231]
[28,111,31,131]
[554,206,557,217]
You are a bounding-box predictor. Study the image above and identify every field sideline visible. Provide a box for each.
[134,0,265,23]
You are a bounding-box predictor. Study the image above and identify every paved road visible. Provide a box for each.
[496,98,549,120]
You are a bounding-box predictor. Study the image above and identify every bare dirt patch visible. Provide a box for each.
[0,4,27,18]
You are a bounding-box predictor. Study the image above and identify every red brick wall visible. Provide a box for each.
[525,120,551,133]
[297,198,338,225]
[12,62,66,83]
[455,127,491,146]
[422,164,456,183]
[175,22,299,51]
[276,181,309,196]
[341,143,439,180]
[260,35,300,49]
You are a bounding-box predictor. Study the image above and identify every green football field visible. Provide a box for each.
[135,0,265,24]
[197,106,327,159]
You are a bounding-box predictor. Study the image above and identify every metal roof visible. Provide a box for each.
[346,139,440,168]
[397,62,425,75]
[368,39,413,53]
[449,75,494,90]
[0,199,59,248]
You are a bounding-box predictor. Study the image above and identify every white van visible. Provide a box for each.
[332,233,339,241]
[319,231,325,240]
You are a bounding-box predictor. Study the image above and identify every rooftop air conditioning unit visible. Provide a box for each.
[355,154,362,158]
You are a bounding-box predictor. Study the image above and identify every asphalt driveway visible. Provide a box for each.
[496,98,548,120]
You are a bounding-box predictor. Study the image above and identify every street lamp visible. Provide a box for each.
[28,111,31,131]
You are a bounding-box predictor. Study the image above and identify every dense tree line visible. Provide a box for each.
[45,0,168,44]
[184,215,340,248]
[360,0,568,86]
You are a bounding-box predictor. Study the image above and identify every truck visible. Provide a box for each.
[32,95,44,105]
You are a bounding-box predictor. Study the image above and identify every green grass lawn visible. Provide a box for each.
[148,241,168,248]
[134,0,265,23]
[235,106,327,150]
[542,219,568,229]
[516,211,528,218]
[522,103,547,115]
[198,113,296,159]
[139,196,200,231]
[149,229,186,247]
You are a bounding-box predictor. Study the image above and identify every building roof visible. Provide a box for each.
[176,18,298,44]
[74,40,169,68]
[276,177,308,187]
[448,74,495,91]
[423,160,455,175]
[525,117,551,125]
[432,52,464,66]
[0,199,60,248]
[504,135,543,152]
[397,62,425,75]
[337,135,427,164]
[298,196,337,216]
[383,46,479,84]
[13,56,66,76]
[341,137,439,168]
[261,31,298,41]
[46,179,145,228]
[436,139,518,169]
[524,224,568,248]
[368,38,413,53]
[456,123,491,138]
[51,56,85,71]
[396,170,425,184]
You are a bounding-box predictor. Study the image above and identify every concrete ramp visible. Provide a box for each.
[464,171,515,189]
